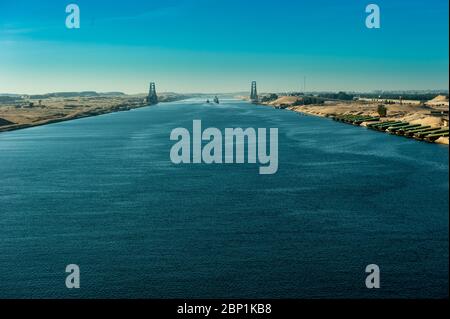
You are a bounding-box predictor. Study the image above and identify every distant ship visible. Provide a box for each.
[213,96,219,104]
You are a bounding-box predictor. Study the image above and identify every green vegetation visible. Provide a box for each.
[377,104,387,117]
[333,115,379,124]
[259,94,278,103]
[318,92,354,101]
[294,97,324,106]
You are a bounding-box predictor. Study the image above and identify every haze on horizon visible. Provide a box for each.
[0,0,448,95]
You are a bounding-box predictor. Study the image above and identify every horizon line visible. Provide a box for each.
[2,89,449,96]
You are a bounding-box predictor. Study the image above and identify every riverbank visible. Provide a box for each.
[257,97,449,145]
[0,93,190,134]
[290,104,448,145]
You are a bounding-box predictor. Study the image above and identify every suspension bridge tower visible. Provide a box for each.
[250,81,258,103]
[146,82,158,105]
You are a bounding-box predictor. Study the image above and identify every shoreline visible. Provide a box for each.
[254,99,449,145]
[0,96,189,134]
[0,103,149,134]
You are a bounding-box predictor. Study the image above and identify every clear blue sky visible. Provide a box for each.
[0,0,448,94]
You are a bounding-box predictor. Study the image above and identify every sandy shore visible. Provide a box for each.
[259,97,449,145]
[0,94,188,134]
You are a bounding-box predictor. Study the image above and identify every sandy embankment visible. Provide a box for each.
[0,94,190,133]
[0,95,145,130]
[261,97,449,145]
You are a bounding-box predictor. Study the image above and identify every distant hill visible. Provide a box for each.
[0,92,126,99]
[0,94,21,97]
[101,92,127,96]
[0,96,23,102]
[27,91,126,99]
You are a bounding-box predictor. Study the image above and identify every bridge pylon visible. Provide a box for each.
[250,81,258,103]
[146,82,158,105]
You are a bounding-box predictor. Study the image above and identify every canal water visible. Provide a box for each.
[0,99,448,298]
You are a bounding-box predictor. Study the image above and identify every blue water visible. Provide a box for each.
[0,99,448,298]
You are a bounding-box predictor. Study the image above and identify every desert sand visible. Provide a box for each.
[260,97,449,145]
[0,93,188,133]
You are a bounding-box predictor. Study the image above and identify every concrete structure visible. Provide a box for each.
[146,82,158,105]
[250,81,258,103]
